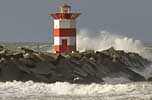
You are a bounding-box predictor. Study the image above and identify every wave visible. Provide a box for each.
[77,30,152,61]
[1,81,152,99]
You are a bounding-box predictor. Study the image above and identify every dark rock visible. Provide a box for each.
[69,52,82,60]
[121,68,146,81]
[16,63,31,74]
[0,45,4,51]
[38,52,58,62]
[13,52,23,59]
[81,62,96,76]
[19,58,36,68]
[73,67,88,77]
[34,74,49,82]
[30,53,45,62]
[21,47,34,53]
[23,53,31,59]
[82,50,95,58]
[148,77,152,81]
[0,47,150,84]
[0,50,7,58]
[30,62,56,75]
[56,54,66,61]
[0,58,6,63]
[19,72,46,82]
[0,61,21,81]
[70,58,82,67]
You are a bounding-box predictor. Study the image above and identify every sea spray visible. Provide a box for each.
[77,30,152,81]
[77,30,152,60]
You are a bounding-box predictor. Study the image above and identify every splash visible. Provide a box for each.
[77,30,152,60]
[1,81,152,99]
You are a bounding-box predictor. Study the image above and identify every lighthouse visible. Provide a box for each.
[50,4,81,53]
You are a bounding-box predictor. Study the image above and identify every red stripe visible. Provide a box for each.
[54,28,76,36]
[54,45,60,52]
[50,13,81,20]
[54,45,76,53]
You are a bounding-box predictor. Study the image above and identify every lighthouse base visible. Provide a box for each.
[54,45,76,53]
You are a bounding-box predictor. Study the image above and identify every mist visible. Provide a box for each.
[77,29,152,61]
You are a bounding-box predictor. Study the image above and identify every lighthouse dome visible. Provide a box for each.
[60,3,71,13]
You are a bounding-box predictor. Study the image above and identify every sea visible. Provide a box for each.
[0,41,151,100]
[0,30,152,100]
[1,81,152,100]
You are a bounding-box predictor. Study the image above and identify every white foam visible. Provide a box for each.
[77,30,152,60]
[1,81,152,99]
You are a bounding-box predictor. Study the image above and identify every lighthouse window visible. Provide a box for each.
[64,7,68,13]
[61,7,71,13]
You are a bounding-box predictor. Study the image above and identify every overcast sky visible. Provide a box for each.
[0,0,152,43]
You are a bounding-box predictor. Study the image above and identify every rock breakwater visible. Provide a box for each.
[0,46,151,84]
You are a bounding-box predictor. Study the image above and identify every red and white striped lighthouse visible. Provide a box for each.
[50,4,81,53]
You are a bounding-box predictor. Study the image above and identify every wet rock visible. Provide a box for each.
[23,52,45,62]
[30,62,56,75]
[19,72,44,82]
[82,50,95,58]
[13,52,23,59]
[121,68,146,81]
[81,62,96,76]
[0,45,4,51]
[21,47,34,53]
[56,54,66,61]
[148,77,152,81]
[0,50,7,58]
[23,53,31,59]
[30,53,45,62]
[19,58,36,68]
[69,52,82,60]
[0,58,6,63]
[73,66,88,77]
[34,74,49,82]
[16,63,31,74]
[0,47,150,84]
[0,61,21,81]
[70,58,82,67]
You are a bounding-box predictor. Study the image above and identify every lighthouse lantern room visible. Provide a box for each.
[50,4,81,53]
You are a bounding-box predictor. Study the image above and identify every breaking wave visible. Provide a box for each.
[77,30,152,60]
[1,81,152,99]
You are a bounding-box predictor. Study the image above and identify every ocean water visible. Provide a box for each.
[1,81,152,100]
[0,42,151,100]
[0,42,52,52]
[0,31,152,100]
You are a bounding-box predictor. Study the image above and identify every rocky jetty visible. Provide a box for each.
[0,46,151,84]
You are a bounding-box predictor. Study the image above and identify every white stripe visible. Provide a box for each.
[54,36,76,45]
[54,20,76,29]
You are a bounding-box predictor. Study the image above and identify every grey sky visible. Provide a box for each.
[0,0,152,42]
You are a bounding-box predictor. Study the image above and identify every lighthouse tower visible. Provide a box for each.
[50,4,81,53]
